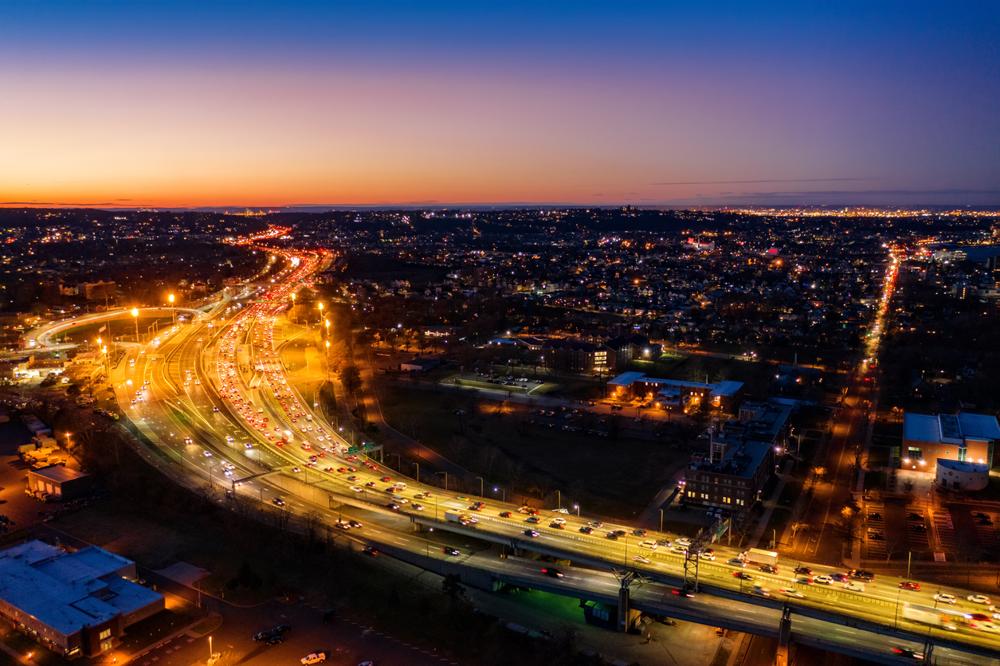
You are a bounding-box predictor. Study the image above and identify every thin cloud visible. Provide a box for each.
[651,177,873,186]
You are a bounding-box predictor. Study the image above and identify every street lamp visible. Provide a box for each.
[324,318,330,337]
[475,476,484,497]
[493,486,506,502]
[130,307,140,343]
[573,503,580,516]
[167,292,176,325]
[317,301,324,323]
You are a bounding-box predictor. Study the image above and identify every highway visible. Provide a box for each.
[86,227,999,665]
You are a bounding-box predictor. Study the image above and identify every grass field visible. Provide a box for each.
[378,381,691,517]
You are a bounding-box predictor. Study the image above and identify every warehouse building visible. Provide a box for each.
[0,540,163,658]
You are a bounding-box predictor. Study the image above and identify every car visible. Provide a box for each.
[794,566,813,576]
[813,575,833,585]
[899,581,921,591]
[271,497,286,507]
[891,647,925,661]
[780,587,805,599]
[499,511,512,518]
[733,571,753,581]
[349,520,363,528]
[674,538,692,548]
[606,532,619,540]
[699,549,716,561]
[639,540,658,550]
[525,515,540,524]
[588,520,604,528]
[670,545,688,554]
[541,567,564,578]
[349,486,363,493]
[362,545,378,557]
[933,592,957,604]
[633,555,651,565]
[579,526,593,534]
[551,516,566,525]
[524,529,539,538]
[671,584,695,598]
[549,521,565,529]
[412,503,424,511]
[301,652,327,665]
[759,564,777,574]
[849,569,874,581]
[443,547,460,556]
[752,585,770,597]
[843,581,865,592]
[632,528,647,537]
[728,557,746,567]
[968,594,992,605]
[386,502,400,511]
[831,572,849,583]
[202,450,213,457]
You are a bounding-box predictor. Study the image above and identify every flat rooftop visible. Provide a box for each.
[0,540,161,638]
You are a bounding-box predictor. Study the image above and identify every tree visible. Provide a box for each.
[340,364,362,396]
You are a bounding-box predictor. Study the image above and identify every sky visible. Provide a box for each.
[1,1,999,209]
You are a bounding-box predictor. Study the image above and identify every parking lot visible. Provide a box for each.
[863,494,1000,563]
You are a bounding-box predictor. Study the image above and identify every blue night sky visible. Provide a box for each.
[2,1,998,207]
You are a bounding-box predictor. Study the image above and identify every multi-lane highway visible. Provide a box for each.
[87,228,1000,664]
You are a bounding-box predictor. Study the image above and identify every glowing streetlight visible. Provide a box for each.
[167,292,176,325]
[324,318,330,336]
[131,307,140,343]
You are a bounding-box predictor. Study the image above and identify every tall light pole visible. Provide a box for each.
[476,476,484,497]
[325,340,331,380]
[412,462,420,483]
[130,307,140,343]
[317,301,324,324]
[167,292,176,325]
[324,318,330,338]
[493,486,506,502]
[573,503,580,516]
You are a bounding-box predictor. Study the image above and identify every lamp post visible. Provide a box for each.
[476,476,484,497]
[317,301,324,324]
[167,292,176,325]
[324,318,330,338]
[493,486,506,502]
[412,462,420,483]
[131,307,140,343]
[573,503,580,516]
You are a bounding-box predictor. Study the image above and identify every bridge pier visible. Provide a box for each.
[774,605,791,666]
[615,571,641,632]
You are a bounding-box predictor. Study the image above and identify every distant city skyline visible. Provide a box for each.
[2,1,999,208]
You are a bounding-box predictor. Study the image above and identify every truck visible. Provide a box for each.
[742,548,779,568]
[445,511,466,525]
[901,603,961,631]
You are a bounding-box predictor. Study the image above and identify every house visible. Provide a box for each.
[900,412,1000,471]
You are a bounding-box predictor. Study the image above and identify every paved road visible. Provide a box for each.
[92,230,1000,664]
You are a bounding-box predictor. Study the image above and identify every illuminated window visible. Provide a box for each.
[99,629,111,640]
[722,497,732,504]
